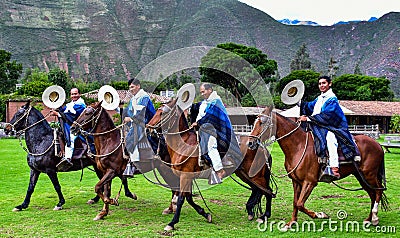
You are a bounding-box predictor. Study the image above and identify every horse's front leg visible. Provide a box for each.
[94,170,116,205]
[94,203,109,221]
[13,168,41,211]
[46,171,66,210]
[121,176,137,200]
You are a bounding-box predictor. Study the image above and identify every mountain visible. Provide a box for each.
[335,17,379,25]
[1,0,399,96]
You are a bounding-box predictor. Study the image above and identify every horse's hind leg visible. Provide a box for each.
[94,203,109,221]
[164,192,185,231]
[13,168,41,211]
[246,189,260,221]
[47,171,66,210]
[354,173,382,225]
[185,193,212,223]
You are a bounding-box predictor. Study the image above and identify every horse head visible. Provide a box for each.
[146,99,178,134]
[71,101,103,135]
[5,101,32,135]
[247,106,274,150]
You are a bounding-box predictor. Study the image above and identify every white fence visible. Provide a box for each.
[348,124,380,139]
[232,124,380,138]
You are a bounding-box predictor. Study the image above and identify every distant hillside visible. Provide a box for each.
[1,0,399,96]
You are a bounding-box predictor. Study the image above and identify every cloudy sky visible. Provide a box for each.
[239,0,400,25]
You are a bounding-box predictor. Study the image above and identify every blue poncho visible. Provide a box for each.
[300,92,359,160]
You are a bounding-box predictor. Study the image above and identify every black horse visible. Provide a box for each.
[4,101,136,211]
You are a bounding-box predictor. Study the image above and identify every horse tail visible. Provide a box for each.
[378,158,390,211]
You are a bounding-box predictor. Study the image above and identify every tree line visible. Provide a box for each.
[0,43,395,122]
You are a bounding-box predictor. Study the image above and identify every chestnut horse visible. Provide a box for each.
[147,99,275,231]
[247,106,388,229]
[4,101,136,212]
[71,101,180,220]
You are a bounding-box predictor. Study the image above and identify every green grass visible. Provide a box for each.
[0,138,399,237]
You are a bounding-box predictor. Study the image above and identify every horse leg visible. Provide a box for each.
[121,176,137,200]
[46,171,66,210]
[354,173,382,225]
[246,189,259,221]
[94,170,117,205]
[163,191,178,215]
[94,203,110,221]
[13,168,41,211]
[257,193,273,223]
[185,192,212,223]
[164,192,185,231]
[88,167,104,204]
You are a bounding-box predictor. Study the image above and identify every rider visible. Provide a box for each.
[51,88,86,171]
[191,83,236,183]
[298,75,360,178]
[123,78,156,177]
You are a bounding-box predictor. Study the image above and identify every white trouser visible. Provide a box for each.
[65,133,77,159]
[208,135,223,171]
[326,131,339,168]
[129,145,140,162]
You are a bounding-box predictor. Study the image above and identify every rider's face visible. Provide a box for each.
[129,83,140,95]
[199,86,212,100]
[318,78,332,93]
[70,88,80,101]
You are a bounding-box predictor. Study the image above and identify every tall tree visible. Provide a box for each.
[333,74,394,101]
[0,49,23,94]
[48,68,69,89]
[327,57,339,78]
[290,43,312,71]
[200,42,277,106]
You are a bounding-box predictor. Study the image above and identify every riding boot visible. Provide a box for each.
[57,157,73,172]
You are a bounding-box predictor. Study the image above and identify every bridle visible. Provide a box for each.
[146,104,199,166]
[247,110,309,178]
[7,105,58,156]
[72,105,127,158]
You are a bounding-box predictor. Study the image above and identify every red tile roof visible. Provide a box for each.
[339,100,400,116]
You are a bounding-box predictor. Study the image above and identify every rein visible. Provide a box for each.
[149,105,201,167]
[8,106,59,156]
[249,111,309,178]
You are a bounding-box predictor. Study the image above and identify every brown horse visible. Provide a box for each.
[4,101,136,212]
[247,106,388,229]
[147,99,275,231]
[71,101,180,220]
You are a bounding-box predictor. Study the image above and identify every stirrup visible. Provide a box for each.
[57,158,73,172]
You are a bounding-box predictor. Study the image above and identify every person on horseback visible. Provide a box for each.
[51,88,86,171]
[123,78,156,177]
[298,75,360,178]
[191,83,235,183]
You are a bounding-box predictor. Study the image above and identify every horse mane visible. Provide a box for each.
[28,103,52,132]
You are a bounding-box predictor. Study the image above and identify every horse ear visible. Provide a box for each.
[24,100,31,108]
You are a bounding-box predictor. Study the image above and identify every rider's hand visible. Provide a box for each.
[50,110,60,117]
[297,115,308,122]
[123,117,132,123]
[191,122,198,128]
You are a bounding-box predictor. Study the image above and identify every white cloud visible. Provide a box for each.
[239,0,400,25]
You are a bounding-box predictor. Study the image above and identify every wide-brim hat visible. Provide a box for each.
[42,85,66,109]
[281,79,305,105]
[176,83,195,110]
[98,85,120,110]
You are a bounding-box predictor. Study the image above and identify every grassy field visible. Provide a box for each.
[0,138,398,237]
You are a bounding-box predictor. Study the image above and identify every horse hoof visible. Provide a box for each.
[12,207,22,212]
[164,225,174,231]
[112,198,119,206]
[162,207,173,215]
[315,212,329,219]
[131,193,137,200]
[207,214,212,223]
[93,215,103,221]
[372,217,379,226]
[280,225,290,232]
[53,206,63,211]
[256,218,265,223]
[248,215,254,221]
[87,199,96,205]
